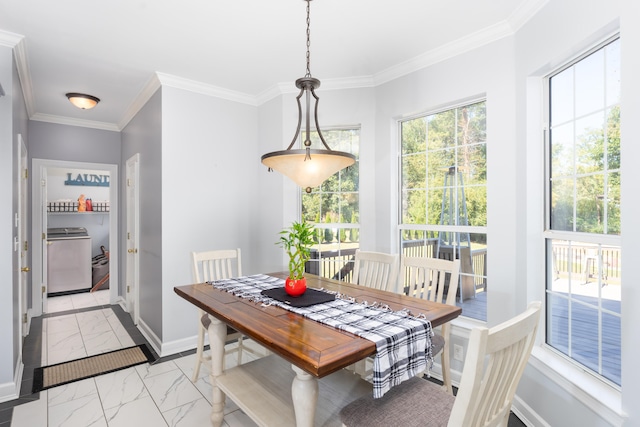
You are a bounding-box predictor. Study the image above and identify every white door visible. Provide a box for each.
[17,136,29,337]
[126,154,140,325]
[40,166,49,314]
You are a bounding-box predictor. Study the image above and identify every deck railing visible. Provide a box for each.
[306,239,488,292]
[551,244,620,282]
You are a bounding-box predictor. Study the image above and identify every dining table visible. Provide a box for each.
[174,271,462,427]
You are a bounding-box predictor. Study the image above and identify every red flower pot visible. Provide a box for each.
[285,277,307,297]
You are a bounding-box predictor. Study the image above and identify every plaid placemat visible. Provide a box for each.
[210,274,433,398]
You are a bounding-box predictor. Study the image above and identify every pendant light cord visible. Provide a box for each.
[305,0,311,78]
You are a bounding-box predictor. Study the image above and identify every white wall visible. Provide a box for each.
[374,36,517,322]
[619,1,640,423]
[160,86,260,348]
[513,0,631,426]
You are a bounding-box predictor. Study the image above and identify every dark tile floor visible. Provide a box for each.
[0,303,160,426]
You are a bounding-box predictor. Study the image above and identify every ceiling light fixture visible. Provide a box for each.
[66,92,100,110]
[261,0,355,193]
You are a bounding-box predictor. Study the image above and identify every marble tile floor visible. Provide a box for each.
[4,298,263,427]
[2,292,526,427]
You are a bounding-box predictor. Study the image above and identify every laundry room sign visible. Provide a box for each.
[64,173,110,187]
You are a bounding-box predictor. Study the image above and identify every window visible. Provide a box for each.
[399,101,487,320]
[302,128,360,282]
[545,37,621,386]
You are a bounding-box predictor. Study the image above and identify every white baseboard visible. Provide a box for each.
[25,308,33,336]
[0,359,23,404]
[137,318,162,356]
[512,394,551,427]
[160,335,198,357]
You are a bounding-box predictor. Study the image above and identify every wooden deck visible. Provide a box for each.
[454,289,620,386]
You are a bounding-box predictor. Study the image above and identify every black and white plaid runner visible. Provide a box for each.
[210,274,433,398]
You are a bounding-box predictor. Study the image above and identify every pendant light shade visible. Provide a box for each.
[66,93,100,109]
[261,0,355,193]
[262,148,355,190]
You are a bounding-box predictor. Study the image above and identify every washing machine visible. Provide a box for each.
[47,227,92,296]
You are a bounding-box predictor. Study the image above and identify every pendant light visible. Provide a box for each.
[261,0,355,193]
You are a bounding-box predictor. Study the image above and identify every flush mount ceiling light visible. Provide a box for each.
[66,92,100,110]
[261,0,355,193]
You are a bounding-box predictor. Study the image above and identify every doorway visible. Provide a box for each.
[31,159,119,317]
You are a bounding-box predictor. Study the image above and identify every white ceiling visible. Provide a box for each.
[0,0,547,131]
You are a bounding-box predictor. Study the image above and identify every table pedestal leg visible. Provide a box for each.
[291,364,318,427]
[208,316,226,427]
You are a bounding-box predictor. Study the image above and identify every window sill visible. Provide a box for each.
[529,345,626,425]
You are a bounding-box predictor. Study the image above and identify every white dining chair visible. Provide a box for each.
[340,301,541,427]
[349,250,400,378]
[191,248,259,381]
[351,250,400,292]
[401,256,460,394]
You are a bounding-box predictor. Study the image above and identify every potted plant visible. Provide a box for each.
[278,220,315,296]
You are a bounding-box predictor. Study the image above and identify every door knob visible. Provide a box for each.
[21,267,30,272]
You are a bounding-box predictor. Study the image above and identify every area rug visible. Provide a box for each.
[32,344,155,393]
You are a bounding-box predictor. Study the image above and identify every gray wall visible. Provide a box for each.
[121,89,163,340]
[0,43,29,399]
[29,121,121,164]
[0,43,16,395]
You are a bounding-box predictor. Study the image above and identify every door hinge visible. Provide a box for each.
[127,178,132,187]
[24,169,28,179]
[23,313,27,324]
[42,232,46,240]
[23,241,28,252]
[41,285,46,294]
[127,232,130,240]
[127,285,131,293]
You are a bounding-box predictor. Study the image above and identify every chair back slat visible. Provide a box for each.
[351,250,399,292]
[192,248,242,283]
[401,256,460,306]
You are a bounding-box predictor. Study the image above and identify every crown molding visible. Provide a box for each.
[0,29,22,48]
[117,73,162,130]
[30,112,120,131]
[156,72,257,106]
[256,76,375,106]
[9,1,549,132]
[1,31,37,118]
[374,20,514,87]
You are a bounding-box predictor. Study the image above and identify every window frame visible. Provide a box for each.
[397,98,488,321]
[542,34,621,390]
[301,126,361,282]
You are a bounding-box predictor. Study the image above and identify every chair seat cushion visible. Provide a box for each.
[340,376,455,427]
[432,332,445,356]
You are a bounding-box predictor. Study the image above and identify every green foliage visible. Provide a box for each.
[301,128,360,234]
[401,101,487,228]
[277,220,316,280]
[550,105,621,235]
[324,214,333,243]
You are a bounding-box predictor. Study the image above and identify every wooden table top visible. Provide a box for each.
[174,272,462,378]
